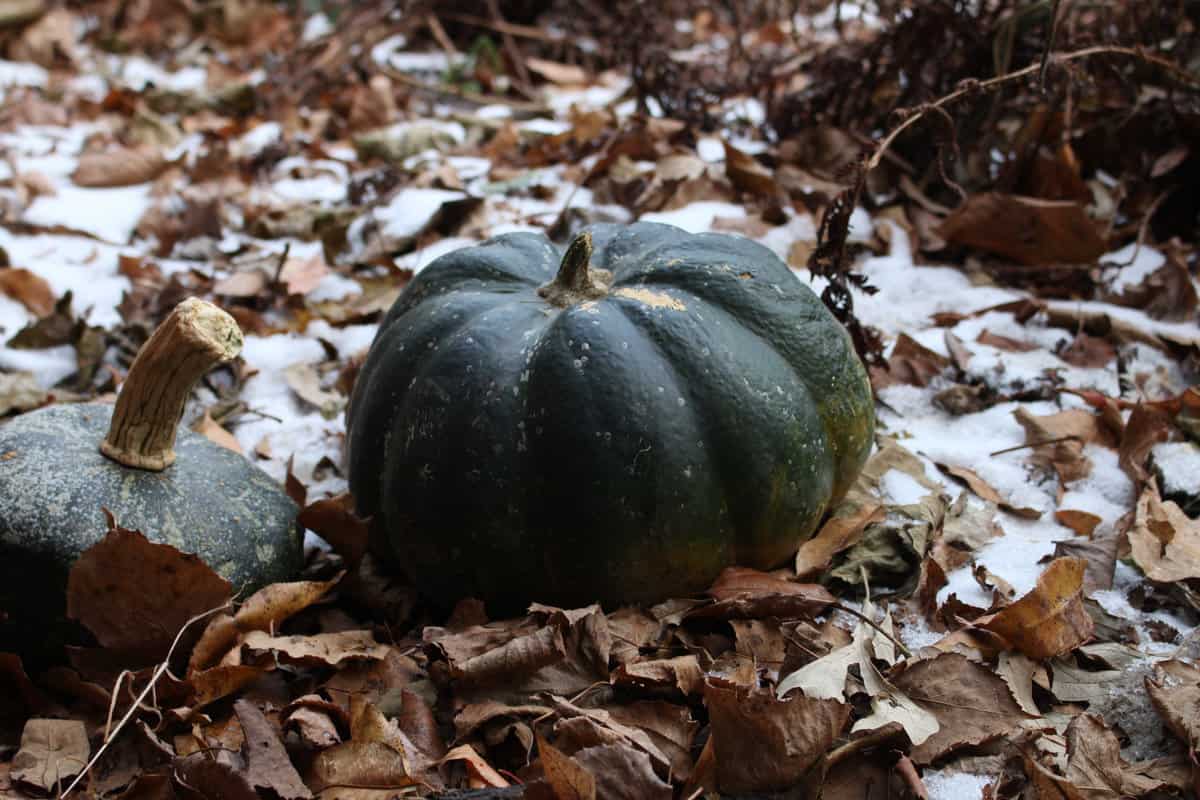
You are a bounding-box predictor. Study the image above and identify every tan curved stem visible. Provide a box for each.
[100,298,243,471]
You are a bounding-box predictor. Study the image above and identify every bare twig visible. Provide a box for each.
[867,45,1200,174]
[989,435,1080,457]
[831,602,914,659]
[1038,0,1065,90]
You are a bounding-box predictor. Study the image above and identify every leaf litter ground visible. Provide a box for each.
[0,1,1198,798]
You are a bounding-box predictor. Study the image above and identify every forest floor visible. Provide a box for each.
[0,1,1198,798]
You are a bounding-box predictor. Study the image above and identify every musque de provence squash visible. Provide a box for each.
[346,222,874,611]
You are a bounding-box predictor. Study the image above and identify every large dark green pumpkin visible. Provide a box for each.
[346,222,874,611]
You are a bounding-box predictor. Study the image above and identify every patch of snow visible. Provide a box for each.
[270,175,347,204]
[1100,243,1165,294]
[370,34,407,66]
[107,55,207,92]
[447,156,492,181]
[923,770,991,800]
[23,184,152,244]
[519,118,572,136]
[475,104,514,120]
[880,468,930,506]
[0,60,48,89]
[308,273,363,303]
[640,201,746,233]
[1059,446,1135,532]
[0,345,78,388]
[1153,441,1200,498]
[302,13,334,42]
[544,76,631,115]
[1047,298,1199,347]
[757,212,817,261]
[397,236,477,273]
[68,73,108,101]
[376,188,468,241]
[696,137,725,162]
[386,51,463,74]
[723,97,766,126]
[235,121,283,159]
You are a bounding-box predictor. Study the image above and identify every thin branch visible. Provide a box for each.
[831,602,914,659]
[867,45,1200,173]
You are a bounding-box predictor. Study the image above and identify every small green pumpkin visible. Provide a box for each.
[346,223,874,611]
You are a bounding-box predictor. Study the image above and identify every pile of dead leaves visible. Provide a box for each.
[3,411,1200,799]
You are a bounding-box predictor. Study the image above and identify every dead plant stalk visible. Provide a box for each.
[866,45,1200,173]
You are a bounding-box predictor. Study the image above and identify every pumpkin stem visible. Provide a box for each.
[101,298,243,471]
[538,231,611,307]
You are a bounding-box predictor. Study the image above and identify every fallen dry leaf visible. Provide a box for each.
[242,630,389,667]
[1126,483,1200,583]
[690,567,835,620]
[234,572,343,632]
[1055,509,1103,537]
[936,462,1040,519]
[234,699,312,800]
[72,146,170,188]
[795,501,886,579]
[538,733,597,800]
[939,193,1106,265]
[66,524,232,657]
[441,744,509,788]
[890,652,1032,764]
[10,718,89,792]
[306,741,419,795]
[981,557,1094,659]
[0,267,55,316]
[1013,407,1115,485]
[705,676,848,794]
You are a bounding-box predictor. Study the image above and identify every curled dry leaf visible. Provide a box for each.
[0,267,55,316]
[611,654,704,696]
[1118,404,1173,487]
[795,501,885,579]
[689,566,835,620]
[704,677,849,794]
[981,557,1094,660]
[10,718,89,792]
[306,741,419,794]
[242,629,390,667]
[191,410,242,454]
[1144,659,1200,774]
[66,525,232,657]
[936,462,1041,519]
[296,491,369,566]
[234,571,344,633]
[1127,483,1200,583]
[71,145,170,188]
[441,744,509,788]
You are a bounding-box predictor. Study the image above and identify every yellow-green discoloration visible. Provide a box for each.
[614,287,688,311]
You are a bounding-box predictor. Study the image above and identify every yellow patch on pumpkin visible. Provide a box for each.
[613,287,687,311]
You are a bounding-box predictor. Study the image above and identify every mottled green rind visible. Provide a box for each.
[346,222,874,613]
[0,403,302,655]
